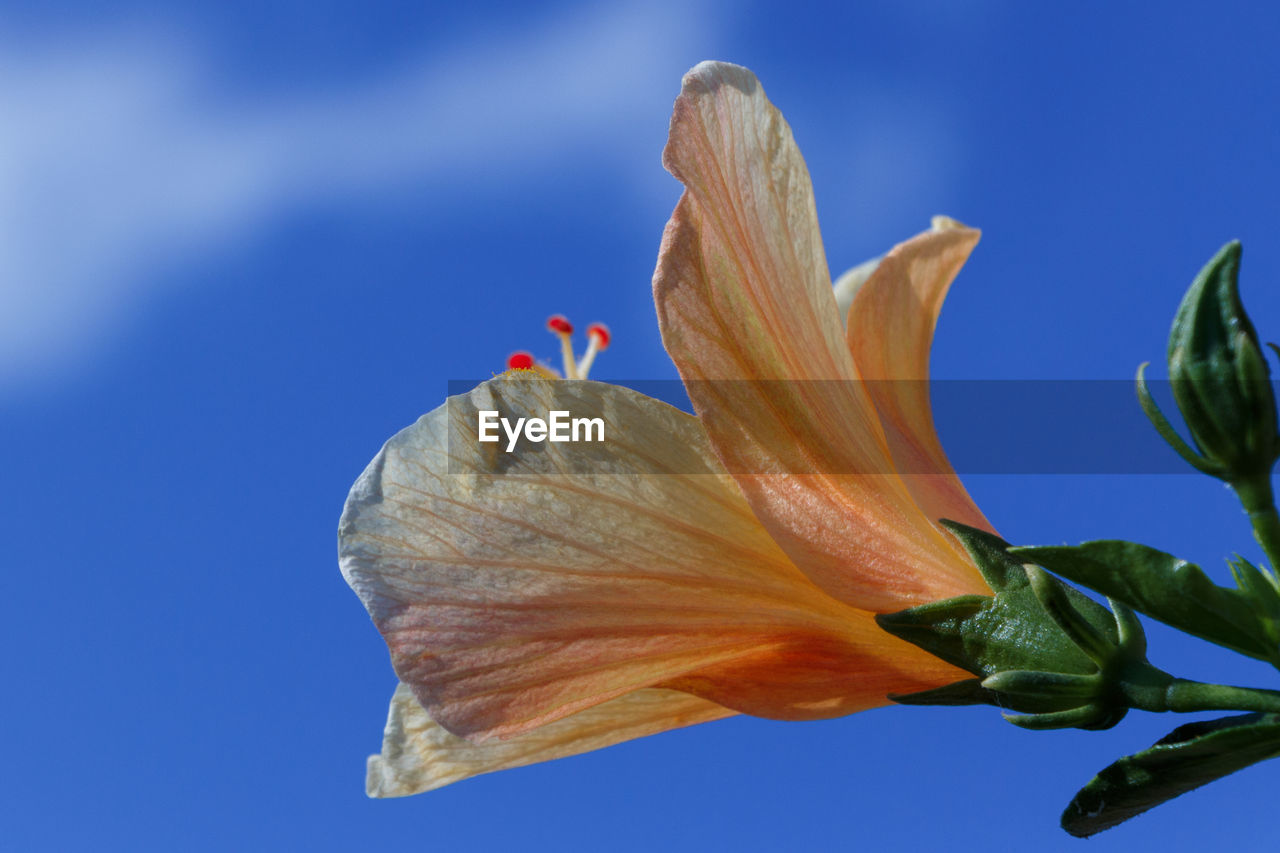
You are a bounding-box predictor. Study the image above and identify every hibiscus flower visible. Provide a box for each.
[339,60,992,797]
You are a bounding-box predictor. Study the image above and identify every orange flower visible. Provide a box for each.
[340,61,992,797]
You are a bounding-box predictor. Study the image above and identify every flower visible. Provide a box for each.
[339,60,992,797]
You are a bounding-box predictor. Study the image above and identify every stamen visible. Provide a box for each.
[586,323,611,349]
[546,315,574,335]
[506,351,535,370]
[577,323,611,380]
[546,314,580,379]
[502,350,560,379]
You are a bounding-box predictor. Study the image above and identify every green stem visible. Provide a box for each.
[1233,475,1280,574]
[1165,679,1280,714]
[1122,667,1280,715]
[1114,661,1280,715]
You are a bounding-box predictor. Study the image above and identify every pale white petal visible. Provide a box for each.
[340,377,963,741]
[366,683,733,796]
[833,255,884,329]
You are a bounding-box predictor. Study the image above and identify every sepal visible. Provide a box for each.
[1228,556,1280,658]
[1135,362,1220,475]
[887,678,998,707]
[1004,704,1124,732]
[880,522,1142,728]
[1026,565,1116,665]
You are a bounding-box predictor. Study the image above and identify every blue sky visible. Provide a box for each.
[4,1,1280,849]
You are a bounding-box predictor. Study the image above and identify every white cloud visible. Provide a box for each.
[0,3,714,394]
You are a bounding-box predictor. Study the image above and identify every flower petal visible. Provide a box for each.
[833,255,883,330]
[845,220,993,533]
[340,377,968,741]
[653,61,986,610]
[366,683,733,796]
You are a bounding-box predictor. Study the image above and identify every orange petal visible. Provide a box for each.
[366,684,734,796]
[653,61,986,610]
[340,377,969,741]
[845,220,993,534]
[833,254,883,328]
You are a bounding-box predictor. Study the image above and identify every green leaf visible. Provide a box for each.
[1011,540,1279,665]
[1062,713,1280,837]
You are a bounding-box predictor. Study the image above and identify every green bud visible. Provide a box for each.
[880,524,1156,730]
[978,571,1149,731]
[1156,241,1280,489]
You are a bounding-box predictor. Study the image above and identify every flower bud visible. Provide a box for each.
[1140,241,1280,496]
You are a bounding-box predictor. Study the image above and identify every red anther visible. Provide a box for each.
[586,323,611,349]
[506,351,534,370]
[546,314,574,335]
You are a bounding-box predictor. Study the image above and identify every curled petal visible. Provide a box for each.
[845,221,993,533]
[367,683,733,796]
[654,61,986,610]
[340,378,969,741]
[833,255,884,330]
